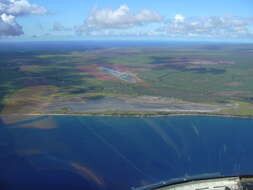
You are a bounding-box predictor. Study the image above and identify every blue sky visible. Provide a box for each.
[1,0,253,41]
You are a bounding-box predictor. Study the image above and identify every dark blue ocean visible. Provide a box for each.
[0,115,253,190]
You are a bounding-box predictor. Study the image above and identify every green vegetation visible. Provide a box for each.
[218,101,253,117]
[1,43,253,116]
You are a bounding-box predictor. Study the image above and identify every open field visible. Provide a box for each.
[1,42,253,116]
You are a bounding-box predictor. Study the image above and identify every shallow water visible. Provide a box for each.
[0,115,253,190]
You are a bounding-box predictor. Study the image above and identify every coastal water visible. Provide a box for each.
[0,115,253,190]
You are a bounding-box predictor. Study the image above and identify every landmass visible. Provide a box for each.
[1,42,253,117]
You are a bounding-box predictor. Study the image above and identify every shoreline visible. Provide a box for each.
[1,112,253,119]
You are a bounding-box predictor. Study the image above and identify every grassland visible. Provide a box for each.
[1,42,253,116]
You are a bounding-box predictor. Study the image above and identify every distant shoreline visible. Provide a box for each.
[1,112,253,119]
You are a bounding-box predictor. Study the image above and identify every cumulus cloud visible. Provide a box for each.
[174,14,185,23]
[77,6,253,39]
[77,5,163,34]
[160,15,253,38]
[0,13,23,36]
[0,0,48,36]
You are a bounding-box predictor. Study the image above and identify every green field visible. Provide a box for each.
[1,43,253,116]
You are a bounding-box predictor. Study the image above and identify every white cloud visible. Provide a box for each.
[77,5,163,34]
[1,12,14,24]
[160,15,253,38]
[77,7,253,39]
[0,0,48,36]
[174,14,184,23]
[0,13,23,36]
[0,0,48,16]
